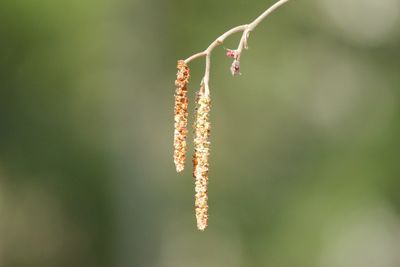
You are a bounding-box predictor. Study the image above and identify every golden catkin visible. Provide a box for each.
[173,60,190,173]
[192,88,211,231]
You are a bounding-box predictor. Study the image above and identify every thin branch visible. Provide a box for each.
[248,0,290,31]
[183,0,291,94]
[184,25,247,65]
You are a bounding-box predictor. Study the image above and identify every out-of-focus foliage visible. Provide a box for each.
[0,0,399,266]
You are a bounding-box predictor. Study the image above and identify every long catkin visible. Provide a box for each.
[193,88,211,231]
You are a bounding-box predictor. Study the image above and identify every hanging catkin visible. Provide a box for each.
[192,87,211,231]
[173,60,190,172]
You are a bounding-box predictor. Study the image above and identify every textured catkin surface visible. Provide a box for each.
[173,60,190,173]
[193,90,211,231]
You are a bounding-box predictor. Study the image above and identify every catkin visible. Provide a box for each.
[193,88,211,231]
[173,60,190,173]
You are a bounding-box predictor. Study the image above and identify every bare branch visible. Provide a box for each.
[183,0,291,92]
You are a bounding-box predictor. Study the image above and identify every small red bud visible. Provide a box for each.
[225,49,237,58]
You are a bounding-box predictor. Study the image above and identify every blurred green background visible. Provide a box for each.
[1,0,400,266]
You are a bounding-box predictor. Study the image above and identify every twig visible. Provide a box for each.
[184,0,291,95]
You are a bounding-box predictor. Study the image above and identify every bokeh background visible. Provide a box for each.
[1,0,400,266]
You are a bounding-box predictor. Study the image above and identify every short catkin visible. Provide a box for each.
[192,87,211,231]
[173,60,190,173]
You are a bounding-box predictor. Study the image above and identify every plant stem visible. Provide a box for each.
[183,0,291,94]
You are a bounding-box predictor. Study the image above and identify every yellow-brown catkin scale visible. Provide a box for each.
[174,60,190,173]
[193,88,211,231]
